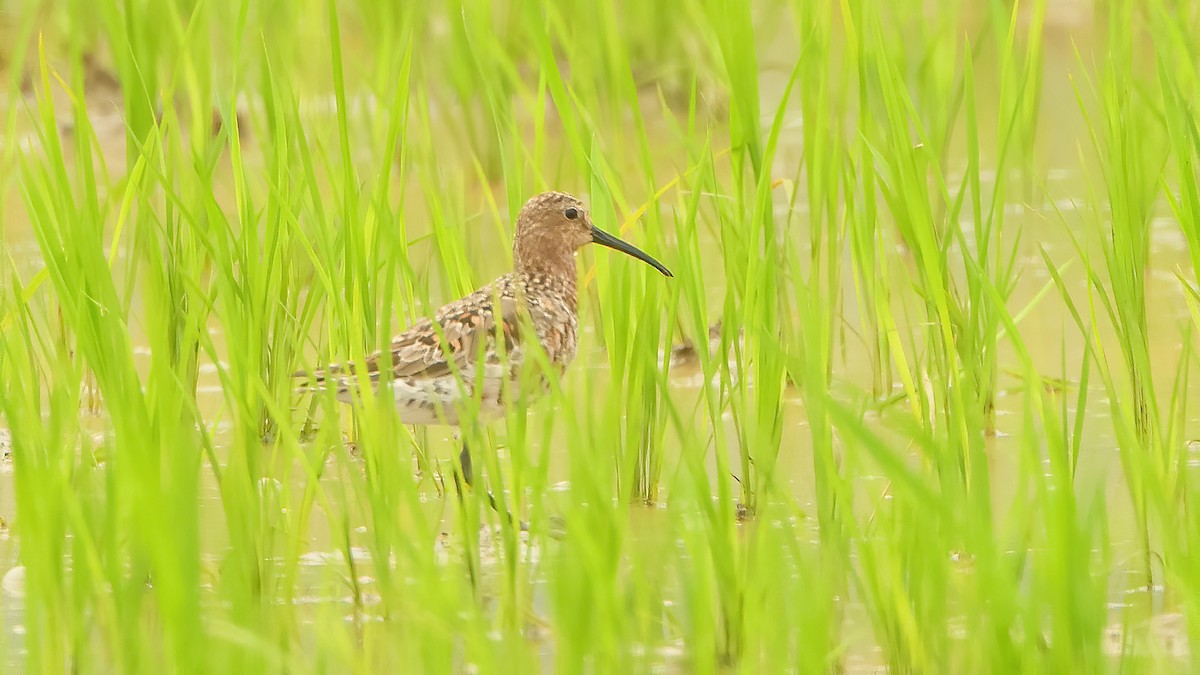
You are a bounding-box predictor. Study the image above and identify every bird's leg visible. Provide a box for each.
[451,444,479,590]
[456,443,474,491]
[456,440,526,531]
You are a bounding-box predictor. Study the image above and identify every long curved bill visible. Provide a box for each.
[591,226,673,277]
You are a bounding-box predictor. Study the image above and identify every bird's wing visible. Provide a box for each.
[385,289,523,380]
[296,283,525,392]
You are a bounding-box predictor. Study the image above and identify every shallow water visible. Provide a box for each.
[1,2,1197,671]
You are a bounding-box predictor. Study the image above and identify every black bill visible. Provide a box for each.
[591,226,673,277]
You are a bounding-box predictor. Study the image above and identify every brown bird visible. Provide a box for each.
[298,191,672,517]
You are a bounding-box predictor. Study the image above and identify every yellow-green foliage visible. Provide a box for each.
[0,0,1198,672]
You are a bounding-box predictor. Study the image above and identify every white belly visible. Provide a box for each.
[343,363,547,426]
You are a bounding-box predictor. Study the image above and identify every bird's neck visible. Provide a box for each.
[515,247,578,306]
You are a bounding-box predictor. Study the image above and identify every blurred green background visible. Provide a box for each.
[1,0,1198,672]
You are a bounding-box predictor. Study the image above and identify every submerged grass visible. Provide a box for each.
[1,0,1199,671]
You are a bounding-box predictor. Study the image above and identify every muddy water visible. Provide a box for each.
[1,5,1196,670]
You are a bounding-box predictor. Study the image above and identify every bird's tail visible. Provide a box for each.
[292,363,354,399]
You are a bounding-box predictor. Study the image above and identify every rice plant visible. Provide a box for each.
[1,0,1198,671]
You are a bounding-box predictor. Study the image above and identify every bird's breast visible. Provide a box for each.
[529,294,578,369]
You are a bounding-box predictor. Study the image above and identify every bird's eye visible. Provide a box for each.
[564,207,579,220]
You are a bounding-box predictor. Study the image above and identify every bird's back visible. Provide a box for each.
[298,271,579,425]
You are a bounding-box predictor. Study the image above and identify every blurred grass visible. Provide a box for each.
[1,0,1199,671]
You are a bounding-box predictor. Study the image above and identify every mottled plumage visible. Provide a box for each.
[297,191,671,426]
